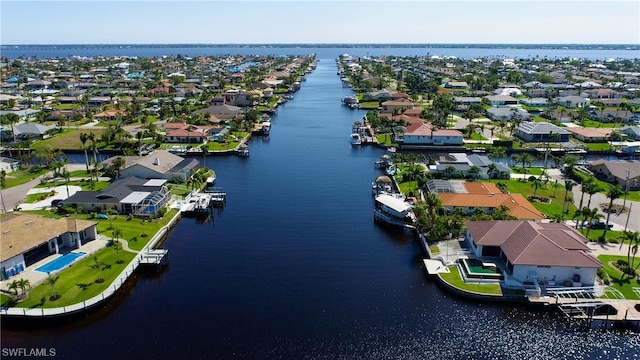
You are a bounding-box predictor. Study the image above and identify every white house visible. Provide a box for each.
[400,121,463,146]
[465,220,601,289]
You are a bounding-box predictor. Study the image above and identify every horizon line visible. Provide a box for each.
[2,42,638,46]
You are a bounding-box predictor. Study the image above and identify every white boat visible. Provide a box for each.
[351,133,362,146]
[180,193,211,215]
[373,193,416,230]
[262,122,271,135]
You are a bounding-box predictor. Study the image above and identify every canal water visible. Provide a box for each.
[2,60,639,359]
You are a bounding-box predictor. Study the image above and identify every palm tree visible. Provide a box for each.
[487,163,497,180]
[46,273,60,301]
[585,181,601,209]
[585,208,603,239]
[467,165,481,181]
[562,180,575,214]
[531,177,545,197]
[602,185,624,240]
[444,165,456,179]
[62,168,71,198]
[0,169,7,213]
[577,177,595,210]
[7,279,19,296]
[512,152,535,177]
[17,278,30,296]
[79,132,90,173]
[619,231,640,277]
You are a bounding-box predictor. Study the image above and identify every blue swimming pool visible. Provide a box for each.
[36,252,86,274]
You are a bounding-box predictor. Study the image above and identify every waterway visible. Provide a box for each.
[2,59,640,359]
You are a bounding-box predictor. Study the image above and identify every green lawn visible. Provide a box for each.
[24,208,179,251]
[2,167,51,188]
[584,142,614,151]
[491,179,577,218]
[583,120,617,128]
[578,228,624,243]
[14,246,137,308]
[35,179,111,192]
[511,167,544,175]
[30,129,106,150]
[439,266,503,295]
[570,169,640,202]
[469,133,488,141]
[358,101,379,110]
[597,255,640,300]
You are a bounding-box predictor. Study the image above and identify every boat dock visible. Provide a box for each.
[140,249,169,265]
[205,187,227,207]
[529,287,640,330]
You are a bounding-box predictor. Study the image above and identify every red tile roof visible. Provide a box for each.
[466,221,601,268]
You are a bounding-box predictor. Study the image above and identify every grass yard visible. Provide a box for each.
[469,133,488,141]
[439,266,503,295]
[584,142,614,151]
[358,101,379,110]
[14,246,137,308]
[2,167,51,188]
[30,129,106,150]
[597,255,640,300]
[492,179,577,218]
[511,167,544,175]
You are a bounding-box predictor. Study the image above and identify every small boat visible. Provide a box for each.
[351,133,362,146]
[180,193,211,215]
[237,144,250,157]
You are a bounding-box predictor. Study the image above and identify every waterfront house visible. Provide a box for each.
[620,126,640,140]
[555,95,589,108]
[427,153,511,180]
[486,107,531,121]
[0,212,97,280]
[519,98,550,107]
[381,99,418,113]
[465,220,601,289]
[400,120,463,146]
[0,157,20,173]
[484,95,518,106]
[588,159,640,190]
[565,127,612,142]
[102,150,199,182]
[438,182,544,220]
[13,122,54,140]
[514,122,571,142]
[61,177,172,216]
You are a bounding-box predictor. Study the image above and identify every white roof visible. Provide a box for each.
[120,191,151,204]
[375,194,412,213]
[144,179,167,187]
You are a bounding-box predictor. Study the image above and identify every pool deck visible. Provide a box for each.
[0,236,109,294]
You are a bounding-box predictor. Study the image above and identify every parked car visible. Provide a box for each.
[587,220,613,230]
[51,199,63,208]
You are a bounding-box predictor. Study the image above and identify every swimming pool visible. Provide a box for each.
[36,252,86,274]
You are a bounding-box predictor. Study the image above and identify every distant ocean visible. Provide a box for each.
[1,44,639,60]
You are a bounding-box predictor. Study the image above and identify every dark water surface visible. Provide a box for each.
[2,60,639,360]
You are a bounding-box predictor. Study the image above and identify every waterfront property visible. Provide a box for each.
[398,118,464,146]
[0,212,97,280]
[102,150,199,182]
[435,181,545,220]
[514,121,571,142]
[588,159,640,190]
[61,176,171,216]
[465,220,602,292]
[373,193,416,230]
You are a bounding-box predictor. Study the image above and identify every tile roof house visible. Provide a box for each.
[438,182,544,220]
[465,220,601,289]
[555,95,590,108]
[399,119,463,146]
[565,127,612,142]
[0,212,97,280]
[515,122,571,142]
[102,150,199,182]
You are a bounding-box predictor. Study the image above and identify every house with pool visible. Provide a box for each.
[0,212,97,280]
[464,220,601,293]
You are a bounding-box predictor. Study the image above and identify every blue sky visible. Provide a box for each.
[1,1,639,45]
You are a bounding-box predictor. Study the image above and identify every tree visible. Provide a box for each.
[585,181,602,209]
[91,256,105,283]
[111,156,126,179]
[512,152,535,178]
[467,166,481,181]
[562,180,575,214]
[17,278,30,296]
[444,165,457,179]
[602,185,624,240]
[487,163,497,180]
[46,273,60,301]
[7,279,19,296]
[531,177,545,197]
[620,231,640,277]
[0,169,6,213]
[79,132,90,172]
